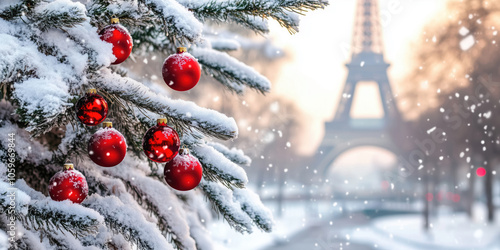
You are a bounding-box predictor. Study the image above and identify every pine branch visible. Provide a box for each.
[185,211,214,250]
[180,0,328,34]
[105,166,197,250]
[93,68,238,140]
[229,14,269,34]
[207,37,241,51]
[10,180,104,240]
[191,47,271,94]
[84,194,174,250]
[233,188,273,232]
[208,142,252,166]
[0,0,41,20]
[139,0,203,43]
[190,143,249,189]
[28,0,87,32]
[199,180,254,233]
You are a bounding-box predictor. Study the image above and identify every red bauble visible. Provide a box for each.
[164,149,203,191]
[88,122,127,167]
[143,118,180,163]
[75,89,108,126]
[99,17,133,65]
[49,163,88,203]
[162,47,201,91]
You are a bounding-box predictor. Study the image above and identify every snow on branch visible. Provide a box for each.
[207,37,241,51]
[94,68,238,140]
[0,230,7,249]
[0,31,71,132]
[232,14,269,34]
[208,142,252,166]
[0,1,32,20]
[191,47,271,94]
[105,164,197,250]
[233,188,273,232]
[190,143,248,188]
[141,0,203,43]
[30,0,87,32]
[38,226,93,249]
[0,181,30,215]
[84,194,173,250]
[199,180,254,233]
[0,122,52,164]
[186,211,213,250]
[179,0,327,34]
[11,180,104,240]
[11,224,47,250]
[274,10,300,33]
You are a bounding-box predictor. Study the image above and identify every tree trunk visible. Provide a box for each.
[450,158,459,212]
[432,166,439,218]
[277,164,284,218]
[466,167,475,218]
[485,163,494,222]
[423,168,430,230]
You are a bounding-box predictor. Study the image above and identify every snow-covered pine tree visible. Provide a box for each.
[0,0,326,249]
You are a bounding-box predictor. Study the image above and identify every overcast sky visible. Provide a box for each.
[267,0,446,157]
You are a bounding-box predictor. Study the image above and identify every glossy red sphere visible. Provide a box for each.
[75,93,108,126]
[49,168,88,203]
[164,150,203,191]
[143,122,180,163]
[99,24,133,65]
[88,127,127,167]
[162,51,201,91]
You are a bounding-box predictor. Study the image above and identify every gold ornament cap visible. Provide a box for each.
[64,163,74,170]
[87,88,97,94]
[177,47,187,53]
[157,118,168,125]
[102,121,113,128]
[110,16,119,24]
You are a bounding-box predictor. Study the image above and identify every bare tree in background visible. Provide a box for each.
[403,0,500,225]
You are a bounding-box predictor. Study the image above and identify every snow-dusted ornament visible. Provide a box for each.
[49,163,88,203]
[164,148,203,191]
[142,118,180,163]
[75,89,108,126]
[88,122,127,167]
[162,47,201,91]
[99,16,133,65]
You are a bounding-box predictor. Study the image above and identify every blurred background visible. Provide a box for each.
[129,0,500,249]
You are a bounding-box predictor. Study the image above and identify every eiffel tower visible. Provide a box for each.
[314,0,401,175]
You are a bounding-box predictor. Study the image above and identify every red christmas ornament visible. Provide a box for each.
[99,16,133,65]
[476,167,486,177]
[162,47,201,91]
[143,118,180,163]
[49,163,88,203]
[164,148,203,191]
[88,122,127,167]
[75,89,108,126]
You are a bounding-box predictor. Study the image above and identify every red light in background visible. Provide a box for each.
[476,167,486,177]
[426,193,433,202]
[381,180,390,190]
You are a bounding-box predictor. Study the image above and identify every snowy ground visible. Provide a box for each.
[348,204,500,250]
[209,198,414,249]
[209,200,327,250]
[210,200,500,250]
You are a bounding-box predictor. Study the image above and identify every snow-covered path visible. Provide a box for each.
[264,211,375,250]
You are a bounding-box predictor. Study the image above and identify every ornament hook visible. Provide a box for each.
[110,15,119,24]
